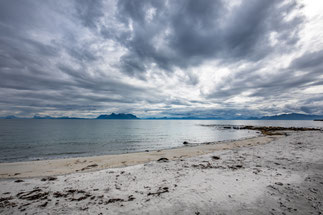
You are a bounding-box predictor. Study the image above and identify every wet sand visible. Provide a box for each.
[0,130,323,214]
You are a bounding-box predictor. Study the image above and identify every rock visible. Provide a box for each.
[81,164,98,171]
[106,198,124,204]
[0,196,16,208]
[275,182,283,186]
[48,176,57,181]
[39,201,48,207]
[183,141,189,145]
[53,192,68,198]
[228,164,243,170]
[14,179,24,183]
[128,195,135,201]
[17,188,49,201]
[157,158,169,162]
[211,155,220,160]
[147,187,169,196]
[309,188,318,193]
[41,176,57,182]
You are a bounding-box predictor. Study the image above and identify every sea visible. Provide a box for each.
[0,119,322,162]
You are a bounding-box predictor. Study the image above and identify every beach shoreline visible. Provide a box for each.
[0,134,275,179]
[1,125,320,179]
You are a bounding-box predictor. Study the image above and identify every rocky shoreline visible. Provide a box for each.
[201,124,322,135]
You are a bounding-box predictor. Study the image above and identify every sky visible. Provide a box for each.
[0,0,323,119]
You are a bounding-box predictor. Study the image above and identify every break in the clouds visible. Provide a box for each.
[0,0,323,118]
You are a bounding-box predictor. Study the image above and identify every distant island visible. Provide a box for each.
[96,113,139,119]
[1,113,323,120]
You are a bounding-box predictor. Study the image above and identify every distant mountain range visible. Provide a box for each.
[0,113,323,120]
[33,115,84,119]
[0,113,139,120]
[248,113,323,120]
[146,113,323,120]
[144,117,225,120]
[0,115,19,119]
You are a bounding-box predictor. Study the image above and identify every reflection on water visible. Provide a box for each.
[0,119,321,162]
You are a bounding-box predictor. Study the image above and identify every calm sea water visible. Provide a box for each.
[0,119,322,162]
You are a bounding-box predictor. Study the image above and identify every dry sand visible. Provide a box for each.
[0,131,323,214]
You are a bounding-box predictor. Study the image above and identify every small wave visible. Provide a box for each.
[43,151,86,156]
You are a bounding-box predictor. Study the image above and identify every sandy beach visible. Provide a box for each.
[1,130,323,214]
[0,135,273,179]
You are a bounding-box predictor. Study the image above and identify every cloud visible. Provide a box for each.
[0,0,322,118]
[290,49,323,72]
[75,0,104,29]
[115,0,304,77]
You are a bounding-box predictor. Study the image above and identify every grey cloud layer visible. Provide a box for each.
[115,0,303,76]
[0,0,322,117]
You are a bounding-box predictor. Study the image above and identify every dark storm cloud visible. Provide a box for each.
[115,0,304,77]
[0,0,321,117]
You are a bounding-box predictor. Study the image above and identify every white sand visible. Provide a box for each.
[0,135,274,179]
[1,131,323,214]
